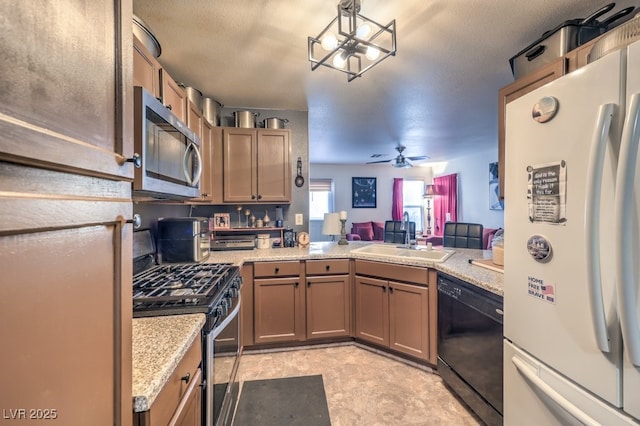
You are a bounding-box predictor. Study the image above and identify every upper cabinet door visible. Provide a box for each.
[0,1,134,181]
[257,130,291,202]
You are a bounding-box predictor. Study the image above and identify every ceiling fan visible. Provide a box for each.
[366,146,429,168]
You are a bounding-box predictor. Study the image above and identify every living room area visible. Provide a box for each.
[309,148,504,248]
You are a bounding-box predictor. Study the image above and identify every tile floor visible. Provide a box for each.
[235,343,483,425]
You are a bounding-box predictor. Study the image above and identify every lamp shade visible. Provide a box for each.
[424,184,437,197]
[322,212,342,235]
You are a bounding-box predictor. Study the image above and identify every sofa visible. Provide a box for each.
[346,221,385,242]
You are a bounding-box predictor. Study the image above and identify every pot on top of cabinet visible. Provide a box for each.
[234,110,259,128]
[203,97,223,126]
[263,117,289,129]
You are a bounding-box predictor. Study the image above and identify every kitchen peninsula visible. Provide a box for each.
[132,241,503,419]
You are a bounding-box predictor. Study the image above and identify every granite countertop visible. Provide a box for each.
[207,241,504,296]
[132,313,206,412]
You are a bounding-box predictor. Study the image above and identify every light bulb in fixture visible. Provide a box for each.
[321,33,339,51]
[356,22,371,38]
[332,52,348,68]
[366,46,380,60]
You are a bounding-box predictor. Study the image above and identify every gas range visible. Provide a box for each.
[132,262,241,331]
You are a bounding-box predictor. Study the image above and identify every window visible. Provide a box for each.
[403,179,425,233]
[309,179,334,220]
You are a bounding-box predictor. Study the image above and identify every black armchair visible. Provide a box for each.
[383,220,416,244]
[443,222,484,249]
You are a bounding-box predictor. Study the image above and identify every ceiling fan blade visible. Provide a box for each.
[366,159,392,164]
[406,155,429,161]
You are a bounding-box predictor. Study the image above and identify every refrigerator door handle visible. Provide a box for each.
[512,356,600,426]
[615,92,640,367]
[585,103,616,353]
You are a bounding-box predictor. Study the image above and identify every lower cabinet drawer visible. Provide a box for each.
[306,259,349,275]
[254,261,301,277]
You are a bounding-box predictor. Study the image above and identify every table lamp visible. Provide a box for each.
[423,184,437,236]
[322,212,341,242]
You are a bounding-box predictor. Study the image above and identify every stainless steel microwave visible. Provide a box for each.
[133,86,202,199]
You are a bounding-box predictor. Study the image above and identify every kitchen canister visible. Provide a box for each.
[256,234,271,249]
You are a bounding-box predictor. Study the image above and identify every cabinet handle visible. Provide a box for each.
[307,281,311,287]
[181,372,191,384]
[382,286,387,292]
[166,104,173,110]
[325,265,330,271]
[275,267,279,274]
[295,282,299,287]
[257,194,262,200]
[125,153,141,168]
[201,193,209,197]
[252,195,256,200]
[389,287,394,293]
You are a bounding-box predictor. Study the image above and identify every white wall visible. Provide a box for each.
[433,147,504,229]
[310,146,504,239]
[310,163,434,230]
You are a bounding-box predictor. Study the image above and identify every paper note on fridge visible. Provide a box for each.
[527,160,567,224]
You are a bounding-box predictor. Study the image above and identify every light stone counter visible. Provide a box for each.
[207,241,504,296]
[132,313,206,412]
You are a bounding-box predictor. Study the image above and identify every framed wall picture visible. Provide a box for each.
[352,177,377,208]
[213,213,231,229]
[489,162,504,210]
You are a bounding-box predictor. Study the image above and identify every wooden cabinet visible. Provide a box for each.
[133,34,187,123]
[253,261,305,344]
[186,99,203,141]
[498,57,566,200]
[306,260,351,340]
[135,338,203,426]
[222,128,291,203]
[0,1,133,424]
[134,35,162,99]
[354,260,433,362]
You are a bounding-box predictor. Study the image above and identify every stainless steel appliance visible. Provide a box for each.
[133,230,242,426]
[211,235,256,251]
[157,217,211,263]
[133,86,202,199]
[437,272,503,426]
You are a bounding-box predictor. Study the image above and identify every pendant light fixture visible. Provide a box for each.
[308,0,396,82]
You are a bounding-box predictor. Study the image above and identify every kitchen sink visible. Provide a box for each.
[350,244,455,263]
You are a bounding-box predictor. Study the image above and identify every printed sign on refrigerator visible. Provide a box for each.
[527,160,567,224]
[527,276,556,304]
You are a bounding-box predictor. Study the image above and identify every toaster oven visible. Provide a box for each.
[157,217,210,263]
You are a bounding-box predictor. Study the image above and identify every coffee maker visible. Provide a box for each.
[283,228,295,247]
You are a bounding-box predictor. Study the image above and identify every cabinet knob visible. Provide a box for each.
[252,195,256,200]
[389,287,394,293]
[257,195,262,200]
[382,286,387,292]
[125,153,141,168]
[325,265,330,271]
[275,267,279,274]
[181,372,191,384]
[127,214,142,229]
[307,281,311,287]
[295,282,299,287]
[166,104,173,111]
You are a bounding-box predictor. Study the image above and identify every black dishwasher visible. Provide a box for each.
[437,272,503,426]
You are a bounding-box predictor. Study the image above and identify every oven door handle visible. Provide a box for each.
[211,295,241,339]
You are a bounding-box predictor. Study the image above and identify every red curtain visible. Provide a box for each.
[433,173,457,236]
[392,178,403,220]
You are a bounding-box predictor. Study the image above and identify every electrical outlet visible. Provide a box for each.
[295,213,303,225]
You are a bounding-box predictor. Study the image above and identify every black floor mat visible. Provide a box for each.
[232,375,331,426]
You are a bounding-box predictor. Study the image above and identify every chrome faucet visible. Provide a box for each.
[401,211,410,248]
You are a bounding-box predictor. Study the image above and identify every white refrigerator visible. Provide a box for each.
[504,37,640,425]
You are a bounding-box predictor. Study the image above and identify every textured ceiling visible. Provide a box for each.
[133,0,638,165]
